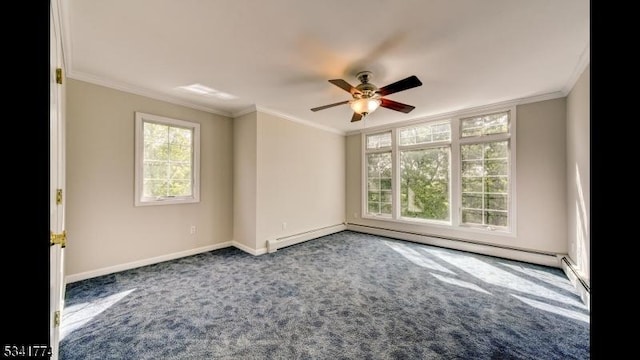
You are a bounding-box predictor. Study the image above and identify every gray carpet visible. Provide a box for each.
[60,231,590,359]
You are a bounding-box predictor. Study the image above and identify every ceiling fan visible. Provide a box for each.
[311,71,422,122]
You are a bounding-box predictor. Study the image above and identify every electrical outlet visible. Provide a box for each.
[282,222,287,230]
[353,212,358,218]
[190,225,197,234]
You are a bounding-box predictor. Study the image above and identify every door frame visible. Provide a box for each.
[50,0,66,358]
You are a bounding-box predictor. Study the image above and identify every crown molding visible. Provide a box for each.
[561,43,590,96]
[56,0,72,76]
[251,106,346,135]
[66,70,233,117]
[59,0,236,119]
[65,70,346,135]
[232,105,258,118]
[232,105,346,135]
[345,91,566,136]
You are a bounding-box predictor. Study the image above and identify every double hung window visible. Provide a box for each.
[134,112,200,206]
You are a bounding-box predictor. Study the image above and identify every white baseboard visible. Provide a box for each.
[232,241,267,256]
[346,224,560,268]
[267,224,347,253]
[559,255,590,310]
[65,241,233,283]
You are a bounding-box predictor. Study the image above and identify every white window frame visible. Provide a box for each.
[363,131,394,218]
[455,109,516,233]
[134,112,200,206]
[397,120,452,225]
[361,106,516,236]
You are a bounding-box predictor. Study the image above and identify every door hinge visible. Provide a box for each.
[56,189,63,205]
[56,68,63,84]
[50,231,66,248]
[54,310,61,327]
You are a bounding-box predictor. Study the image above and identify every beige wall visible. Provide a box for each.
[233,112,258,250]
[346,98,568,254]
[516,98,567,252]
[255,112,345,251]
[66,79,233,276]
[566,64,590,283]
[67,74,583,278]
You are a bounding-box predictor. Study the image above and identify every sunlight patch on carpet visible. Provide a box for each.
[420,247,585,308]
[61,288,136,340]
[430,273,492,295]
[384,241,456,274]
[500,262,577,293]
[511,294,590,323]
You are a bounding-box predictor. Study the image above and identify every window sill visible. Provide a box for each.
[360,214,516,239]
[135,197,200,207]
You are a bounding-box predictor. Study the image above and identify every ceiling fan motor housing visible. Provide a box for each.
[354,71,378,99]
[310,70,421,121]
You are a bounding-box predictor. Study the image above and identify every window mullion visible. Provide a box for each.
[450,116,460,227]
[392,128,399,220]
[398,140,451,151]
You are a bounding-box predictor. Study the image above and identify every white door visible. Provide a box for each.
[50,0,66,359]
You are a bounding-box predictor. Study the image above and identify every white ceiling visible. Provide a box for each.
[60,0,589,134]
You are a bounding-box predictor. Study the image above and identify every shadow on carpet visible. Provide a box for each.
[60,231,590,359]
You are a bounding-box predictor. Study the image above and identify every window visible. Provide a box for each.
[362,109,515,234]
[459,112,511,229]
[365,132,392,216]
[134,112,200,206]
[399,122,451,222]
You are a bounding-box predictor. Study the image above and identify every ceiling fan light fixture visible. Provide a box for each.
[311,72,422,122]
[350,98,381,115]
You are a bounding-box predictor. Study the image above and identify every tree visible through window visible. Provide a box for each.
[399,122,451,221]
[365,132,392,216]
[460,112,510,229]
[361,109,514,233]
[461,141,509,227]
[135,112,200,206]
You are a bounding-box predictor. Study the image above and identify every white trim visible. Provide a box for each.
[232,105,258,118]
[346,91,564,136]
[58,0,573,139]
[58,0,72,74]
[50,3,66,358]
[562,44,590,95]
[66,70,233,117]
[266,224,347,253]
[559,255,590,310]
[361,132,368,220]
[134,112,201,206]
[253,105,346,135]
[361,107,517,236]
[347,224,559,268]
[391,128,399,220]
[232,241,268,256]
[65,242,232,283]
[61,70,344,136]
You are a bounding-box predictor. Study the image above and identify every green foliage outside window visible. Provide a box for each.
[400,147,450,221]
[143,122,193,198]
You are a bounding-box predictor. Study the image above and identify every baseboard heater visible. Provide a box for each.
[346,223,560,268]
[560,256,590,310]
[266,224,347,253]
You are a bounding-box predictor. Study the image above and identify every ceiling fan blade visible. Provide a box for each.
[351,112,363,122]
[329,79,359,94]
[377,75,422,96]
[310,100,350,112]
[380,98,416,113]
